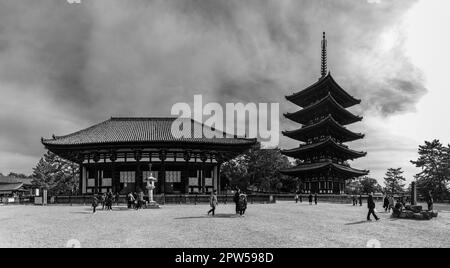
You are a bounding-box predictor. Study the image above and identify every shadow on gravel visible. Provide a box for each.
[345,220,370,225]
[174,214,241,220]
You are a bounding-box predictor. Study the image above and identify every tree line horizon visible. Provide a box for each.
[2,139,449,200]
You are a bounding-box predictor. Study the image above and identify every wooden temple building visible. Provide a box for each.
[281,33,369,194]
[42,117,257,195]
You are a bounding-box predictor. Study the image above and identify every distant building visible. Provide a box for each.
[42,117,257,195]
[0,176,34,197]
[281,33,369,194]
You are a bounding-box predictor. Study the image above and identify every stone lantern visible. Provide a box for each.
[145,164,160,208]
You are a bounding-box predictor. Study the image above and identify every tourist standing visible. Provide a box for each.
[234,189,241,214]
[388,195,395,212]
[207,190,218,216]
[238,192,248,216]
[308,193,313,205]
[115,192,120,207]
[136,191,144,210]
[367,193,379,221]
[426,191,434,211]
[383,195,390,212]
[359,194,363,206]
[127,192,135,209]
[314,193,318,205]
[352,195,357,206]
[295,193,299,203]
[100,193,106,210]
[92,195,98,213]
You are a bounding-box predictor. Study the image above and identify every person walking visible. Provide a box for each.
[426,191,434,211]
[308,193,313,205]
[207,190,218,216]
[295,193,299,204]
[359,194,363,206]
[233,189,241,214]
[92,194,98,213]
[367,193,379,221]
[238,192,248,216]
[314,193,318,205]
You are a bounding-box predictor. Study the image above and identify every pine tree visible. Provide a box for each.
[411,139,450,201]
[384,168,406,194]
[32,151,79,195]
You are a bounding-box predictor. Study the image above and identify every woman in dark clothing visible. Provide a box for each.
[308,194,313,205]
[383,195,390,212]
[314,193,318,205]
[92,195,98,213]
[367,194,379,221]
[238,193,248,216]
[234,189,241,214]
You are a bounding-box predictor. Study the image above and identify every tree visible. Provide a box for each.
[360,177,383,194]
[384,168,406,194]
[221,148,294,193]
[346,177,382,195]
[32,151,79,195]
[411,140,450,201]
[7,172,30,178]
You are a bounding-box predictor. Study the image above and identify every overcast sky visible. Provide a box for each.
[0,0,449,184]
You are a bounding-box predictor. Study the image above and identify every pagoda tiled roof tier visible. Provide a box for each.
[284,93,362,126]
[280,160,369,178]
[281,137,367,160]
[286,73,361,108]
[42,117,257,148]
[282,115,364,143]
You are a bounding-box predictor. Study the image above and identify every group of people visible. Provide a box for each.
[92,191,148,213]
[294,193,318,205]
[351,195,363,206]
[382,195,396,212]
[206,188,248,217]
[126,191,146,210]
[234,189,248,216]
[91,191,118,213]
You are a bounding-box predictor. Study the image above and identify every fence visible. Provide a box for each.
[0,193,390,206]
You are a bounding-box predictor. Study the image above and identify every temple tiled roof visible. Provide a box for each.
[286,73,361,108]
[42,117,257,147]
[281,138,366,160]
[282,115,364,142]
[280,161,369,177]
[284,93,362,126]
[0,182,24,192]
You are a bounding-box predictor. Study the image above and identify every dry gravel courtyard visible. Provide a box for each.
[0,201,449,248]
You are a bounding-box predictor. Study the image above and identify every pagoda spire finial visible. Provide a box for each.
[321,32,327,78]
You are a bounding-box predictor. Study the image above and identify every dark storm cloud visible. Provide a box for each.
[0,0,425,173]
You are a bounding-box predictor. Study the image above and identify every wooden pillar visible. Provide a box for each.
[78,163,83,195]
[93,166,98,194]
[159,150,167,194]
[93,152,100,194]
[136,163,142,192]
[184,151,191,194]
[217,162,222,194]
[200,153,207,194]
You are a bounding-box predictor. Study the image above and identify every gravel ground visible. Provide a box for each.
[0,201,449,248]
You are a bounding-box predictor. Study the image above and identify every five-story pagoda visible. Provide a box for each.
[281,32,369,194]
